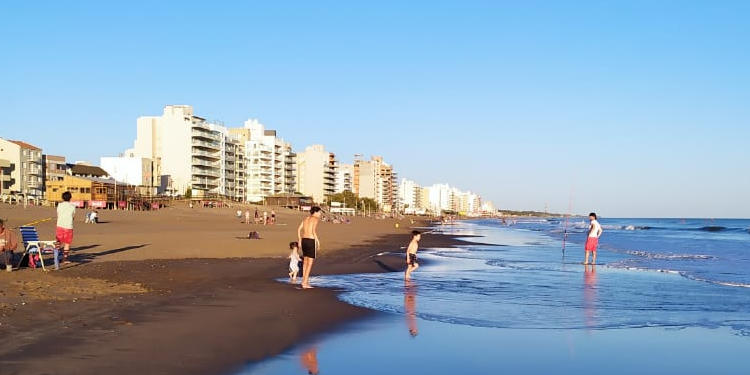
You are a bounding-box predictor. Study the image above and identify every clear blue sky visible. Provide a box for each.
[1,1,748,218]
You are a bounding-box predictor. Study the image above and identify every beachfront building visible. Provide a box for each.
[336,163,354,193]
[354,156,398,212]
[46,175,136,209]
[43,154,67,184]
[398,178,422,214]
[0,138,44,202]
[419,186,431,213]
[295,145,338,204]
[223,137,246,201]
[229,119,295,202]
[128,105,242,198]
[100,156,154,187]
[427,183,453,213]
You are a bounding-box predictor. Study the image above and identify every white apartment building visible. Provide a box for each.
[100,156,154,187]
[428,183,453,213]
[0,138,44,200]
[229,119,294,203]
[398,178,421,212]
[336,163,354,193]
[128,105,242,199]
[296,145,338,203]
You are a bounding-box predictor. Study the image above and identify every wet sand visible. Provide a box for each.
[0,203,466,375]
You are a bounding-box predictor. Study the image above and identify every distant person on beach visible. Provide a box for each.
[405,230,422,280]
[254,208,259,224]
[244,209,250,224]
[0,219,19,272]
[584,212,603,265]
[297,206,322,289]
[56,191,76,264]
[288,241,301,283]
[271,210,276,224]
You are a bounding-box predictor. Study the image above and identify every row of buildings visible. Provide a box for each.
[0,137,139,208]
[2,104,491,215]
[104,105,403,210]
[398,179,494,216]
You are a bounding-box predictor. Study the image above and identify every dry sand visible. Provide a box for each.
[0,203,469,375]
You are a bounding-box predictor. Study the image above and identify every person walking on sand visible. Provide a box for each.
[405,231,422,280]
[56,191,76,264]
[584,212,603,265]
[297,206,322,289]
[263,210,268,226]
[244,209,250,225]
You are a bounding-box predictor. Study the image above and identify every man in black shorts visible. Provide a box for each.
[405,231,421,280]
[297,206,322,289]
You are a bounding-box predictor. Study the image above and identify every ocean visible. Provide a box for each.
[240,218,750,374]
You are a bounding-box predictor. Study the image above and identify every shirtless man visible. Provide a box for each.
[405,231,422,280]
[584,212,603,265]
[297,206,322,289]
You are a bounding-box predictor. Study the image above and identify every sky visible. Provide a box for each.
[1,1,748,218]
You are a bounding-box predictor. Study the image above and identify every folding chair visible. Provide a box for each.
[17,226,58,271]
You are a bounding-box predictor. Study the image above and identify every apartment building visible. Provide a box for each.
[229,119,294,202]
[354,156,398,212]
[336,163,354,193]
[128,105,240,198]
[398,178,421,212]
[43,155,67,184]
[296,145,338,203]
[0,138,44,201]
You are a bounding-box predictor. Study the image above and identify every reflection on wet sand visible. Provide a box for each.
[405,280,418,337]
[300,346,319,374]
[583,264,598,329]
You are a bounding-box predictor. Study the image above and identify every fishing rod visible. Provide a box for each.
[562,188,573,255]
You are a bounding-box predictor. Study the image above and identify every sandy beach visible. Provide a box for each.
[0,203,468,375]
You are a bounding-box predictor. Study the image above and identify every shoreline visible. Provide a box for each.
[0,218,474,375]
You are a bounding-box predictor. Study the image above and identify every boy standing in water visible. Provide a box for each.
[405,231,422,280]
[584,212,603,265]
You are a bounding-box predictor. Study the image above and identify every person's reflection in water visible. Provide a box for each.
[405,279,418,337]
[583,264,598,329]
[300,346,319,375]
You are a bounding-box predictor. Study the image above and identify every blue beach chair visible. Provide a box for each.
[17,226,58,271]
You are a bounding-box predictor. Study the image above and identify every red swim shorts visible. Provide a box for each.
[585,237,598,251]
[56,227,74,245]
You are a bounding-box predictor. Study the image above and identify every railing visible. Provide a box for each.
[192,158,215,167]
[191,168,220,177]
[192,149,220,158]
[192,139,221,149]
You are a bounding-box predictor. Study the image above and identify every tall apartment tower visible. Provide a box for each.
[229,119,295,202]
[128,105,237,198]
[295,145,338,203]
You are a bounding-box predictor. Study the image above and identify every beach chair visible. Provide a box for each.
[17,226,58,271]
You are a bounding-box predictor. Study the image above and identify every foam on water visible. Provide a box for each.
[311,219,750,334]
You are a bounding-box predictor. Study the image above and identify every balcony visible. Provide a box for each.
[192,167,220,178]
[192,158,216,167]
[192,148,221,160]
[192,139,221,150]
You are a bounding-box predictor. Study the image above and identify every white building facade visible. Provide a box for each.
[295,145,338,203]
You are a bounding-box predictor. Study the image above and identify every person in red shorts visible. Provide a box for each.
[584,212,603,265]
[56,191,76,264]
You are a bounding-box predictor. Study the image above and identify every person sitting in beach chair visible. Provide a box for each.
[0,219,19,272]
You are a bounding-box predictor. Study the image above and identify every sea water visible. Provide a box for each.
[239,218,750,375]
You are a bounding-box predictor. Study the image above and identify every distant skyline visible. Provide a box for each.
[1,2,748,218]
